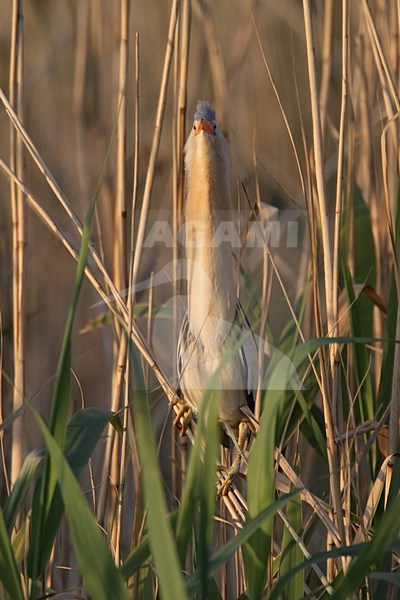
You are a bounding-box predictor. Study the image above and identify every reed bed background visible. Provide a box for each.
[1,1,400,598]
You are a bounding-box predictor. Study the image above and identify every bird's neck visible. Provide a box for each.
[185,148,236,345]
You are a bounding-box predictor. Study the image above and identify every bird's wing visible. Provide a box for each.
[235,302,259,396]
[177,304,258,404]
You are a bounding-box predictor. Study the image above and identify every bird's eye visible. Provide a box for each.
[213,124,217,134]
[193,125,196,130]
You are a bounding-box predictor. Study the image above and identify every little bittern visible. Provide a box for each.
[176,100,258,496]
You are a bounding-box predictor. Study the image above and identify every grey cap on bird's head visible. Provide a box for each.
[194,100,216,123]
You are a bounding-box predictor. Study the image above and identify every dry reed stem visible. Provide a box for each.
[0,157,255,536]
[332,0,349,345]
[3,5,397,592]
[354,33,385,388]
[113,0,130,565]
[331,5,349,553]
[353,454,396,544]
[0,311,10,496]
[1,92,327,459]
[0,89,122,306]
[255,220,272,421]
[302,0,348,562]
[246,0,307,201]
[114,0,129,294]
[72,0,89,119]
[0,92,163,388]
[319,0,334,142]
[1,157,347,593]
[302,0,334,335]
[361,0,400,113]
[363,13,398,157]
[0,159,156,393]
[194,0,228,127]
[9,0,26,490]
[246,201,324,395]
[126,27,142,498]
[171,28,180,504]
[172,0,191,503]
[277,507,334,594]
[132,0,179,287]
[244,2,337,418]
[381,113,400,456]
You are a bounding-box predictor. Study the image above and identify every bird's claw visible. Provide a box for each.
[216,464,240,498]
[172,400,193,437]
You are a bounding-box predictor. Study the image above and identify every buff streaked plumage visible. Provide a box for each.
[177,101,258,433]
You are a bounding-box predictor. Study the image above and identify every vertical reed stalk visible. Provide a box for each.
[171,11,180,504]
[0,313,10,496]
[252,133,271,421]
[302,0,334,336]
[302,0,347,564]
[114,0,129,294]
[331,0,349,442]
[361,0,400,114]
[319,0,334,142]
[176,0,190,212]
[194,0,228,126]
[332,0,349,342]
[132,32,139,255]
[109,335,128,557]
[172,0,191,500]
[9,0,26,489]
[132,0,179,287]
[381,116,400,455]
[125,32,143,584]
[114,0,130,564]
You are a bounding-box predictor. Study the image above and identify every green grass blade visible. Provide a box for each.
[175,395,217,569]
[3,446,44,534]
[244,388,279,599]
[3,408,110,538]
[32,408,130,600]
[377,197,400,410]
[28,105,119,581]
[368,572,400,585]
[298,393,327,461]
[11,520,28,568]
[175,404,205,566]
[342,258,375,424]
[64,408,114,473]
[27,408,115,581]
[197,394,219,600]
[27,218,93,579]
[270,543,365,599]
[186,490,299,596]
[176,322,251,583]
[120,511,179,581]
[277,481,304,600]
[0,507,24,600]
[331,493,400,599]
[131,347,188,600]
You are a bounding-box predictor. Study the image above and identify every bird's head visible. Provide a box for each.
[192,100,217,136]
[185,100,231,210]
[185,100,228,178]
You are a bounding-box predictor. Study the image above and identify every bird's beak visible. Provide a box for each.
[194,119,213,135]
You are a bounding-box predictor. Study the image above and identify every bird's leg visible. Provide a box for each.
[172,397,193,437]
[217,421,249,498]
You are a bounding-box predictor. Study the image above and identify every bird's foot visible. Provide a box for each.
[172,399,193,437]
[216,463,241,498]
[216,421,249,498]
